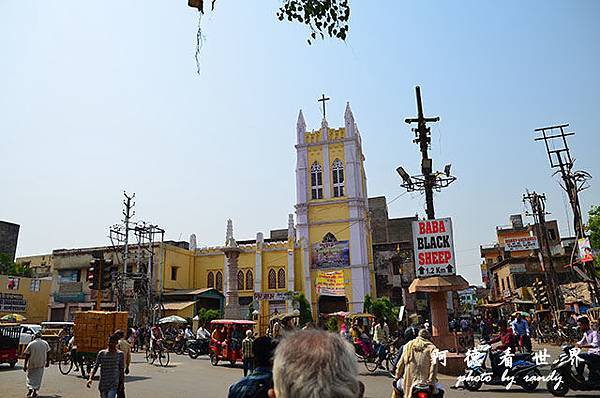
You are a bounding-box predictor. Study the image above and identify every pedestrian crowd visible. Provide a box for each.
[17,308,600,398]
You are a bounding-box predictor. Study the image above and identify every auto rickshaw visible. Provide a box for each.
[268,312,300,338]
[345,313,375,333]
[0,323,21,368]
[208,319,256,366]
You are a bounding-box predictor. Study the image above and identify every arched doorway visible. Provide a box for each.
[317,295,348,315]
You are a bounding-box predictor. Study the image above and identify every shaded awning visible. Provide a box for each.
[161,301,196,311]
[477,302,504,309]
[510,299,535,305]
[408,275,470,293]
[163,288,215,296]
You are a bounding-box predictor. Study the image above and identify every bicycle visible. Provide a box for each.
[145,341,170,367]
[58,345,74,375]
[355,341,395,374]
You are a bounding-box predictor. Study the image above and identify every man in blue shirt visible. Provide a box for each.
[228,336,276,398]
[511,312,531,352]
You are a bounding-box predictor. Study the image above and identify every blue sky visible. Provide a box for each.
[1,1,599,285]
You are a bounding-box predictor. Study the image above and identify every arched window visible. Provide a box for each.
[216,271,223,291]
[310,162,323,200]
[268,269,277,290]
[237,270,244,290]
[207,271,214,288]
[323,232,337,243]
[245,270,253,290]
[277,268,286,289]
[332,159,345,197]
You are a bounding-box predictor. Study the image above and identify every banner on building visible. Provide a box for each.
[578,237,594,263]
[315,271,345,296]
[253,292,294,301]
[505,236,539,251]
[412,218,456,278]
[311,240,350,269]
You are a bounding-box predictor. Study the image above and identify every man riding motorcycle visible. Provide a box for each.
[575,316,600,381]
[488,319,516,369]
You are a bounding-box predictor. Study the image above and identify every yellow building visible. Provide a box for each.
[0,275,52,324]
[159,103,376,319]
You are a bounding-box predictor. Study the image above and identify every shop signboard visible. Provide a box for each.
[412,218,456,277]
[504,236,539,251]
[253,292,294,301]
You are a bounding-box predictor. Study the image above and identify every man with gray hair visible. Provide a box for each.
[268,329,364,398]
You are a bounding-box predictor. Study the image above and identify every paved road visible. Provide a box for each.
[0,350,597,398]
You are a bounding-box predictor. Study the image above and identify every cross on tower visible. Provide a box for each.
[318,94,330,120]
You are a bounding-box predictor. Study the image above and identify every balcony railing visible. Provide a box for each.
[53,292,86,303]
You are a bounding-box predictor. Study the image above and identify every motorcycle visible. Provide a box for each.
[461,344,541,392]
[393,380,444,398]
[547,344,600,396]
[187,338,209,359]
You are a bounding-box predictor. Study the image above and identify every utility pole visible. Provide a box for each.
[400,86,455,220]
[405,86,440,220]
[523,191,563,311]
[398,86,464,350]
[534,124,591,237]
[534,124,598,303]
[109,193,164,324]
[122,192,135,275]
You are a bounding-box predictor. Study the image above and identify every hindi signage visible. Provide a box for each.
[253,292,294,301]
[504,236,539,251]
[311,240,350,269]
[0,293,26,312]
[315,271,345,296]
[412,218,456,277]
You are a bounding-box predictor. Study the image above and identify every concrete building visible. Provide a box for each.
[0,274,52,324]
[0,221,20,261]
[48,241,189,321]
[369,196,418,311]
[15,254,53,278]
[480,214,580,310]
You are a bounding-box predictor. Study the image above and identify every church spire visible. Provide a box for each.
[297,109,306,144]
[344,101,355,137]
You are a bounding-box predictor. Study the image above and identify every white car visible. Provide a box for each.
[19,324,42,345]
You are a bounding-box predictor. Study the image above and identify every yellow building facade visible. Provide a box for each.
[0,275,52,324]
[159,103,376,319]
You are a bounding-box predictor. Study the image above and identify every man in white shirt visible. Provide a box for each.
[23,332,50,397]
[575,316,600,381]
[196,324,210,340]
[184,325,194,340]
